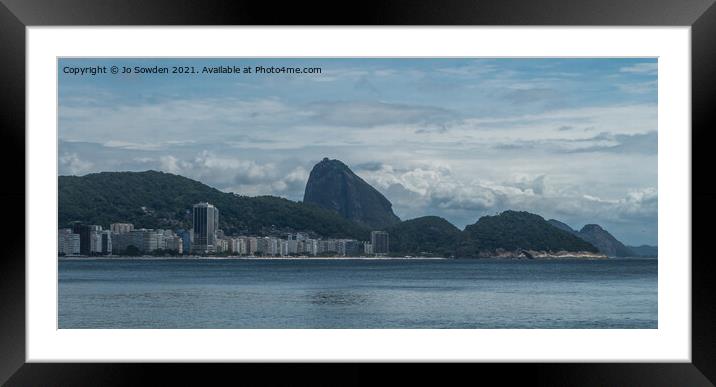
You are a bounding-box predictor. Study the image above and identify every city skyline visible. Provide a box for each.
[58,58,657,245]
[59,201,385,258]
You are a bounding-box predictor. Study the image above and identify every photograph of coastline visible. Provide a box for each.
[58,58,657,329]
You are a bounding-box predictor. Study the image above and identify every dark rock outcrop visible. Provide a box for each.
[303,158,400,229]
[577,224,634,257]
[548,219,636,258]
[547,219,577,233]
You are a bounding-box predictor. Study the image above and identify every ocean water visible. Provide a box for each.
[58,258,657,329]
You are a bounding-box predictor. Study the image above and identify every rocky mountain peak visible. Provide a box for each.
[303,158,400,229]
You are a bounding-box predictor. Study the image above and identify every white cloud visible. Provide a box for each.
[619,62,658,75]
[158,155,185,174]
[119,150,311,199]
[618,80,658,94]
[103,140,163,151]
[356,161,656,238]
[59,153,93,175]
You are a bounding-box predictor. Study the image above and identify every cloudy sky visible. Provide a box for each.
[58,58,657,245]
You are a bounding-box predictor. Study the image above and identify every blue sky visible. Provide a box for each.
[58,58,658,245]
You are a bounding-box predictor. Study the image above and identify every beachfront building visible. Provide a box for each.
[371,231,389,256]
[58,228,81,256]
[191,202,219,254]
[110,223,134,234]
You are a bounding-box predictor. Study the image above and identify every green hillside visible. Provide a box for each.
[458,210,599,256]
[386,216,462,257]
[58,170,370,239]
[59,170,601,257]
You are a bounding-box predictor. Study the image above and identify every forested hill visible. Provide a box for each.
[458,211,599,257]
[387,216,463,257]
[58,170,370,239]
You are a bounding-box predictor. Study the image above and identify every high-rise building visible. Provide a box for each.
[90,230,112,255]
[155,229,175,250]
[176,229,191,254]
[112,229,168,254]
[72,223,102,255]
[110,223,134,234]
[165,235,184,254]
[288,232,309,241]
[191,202,219,254]
[305,239,318,256]
[268,237,279,256]
[256,237,269,255]
[216,238,229,253]
[287,237,299,255]
[227,238,238,254]
[100,230,112,254]
[238,237,249,255]
[247,237,258,255]
[343,239,363,257]
[371,231,389,255]
[317,239,337,255]
[111,232,133,254]
[58,228,81,256]
[117,229,159,253]
[68,234,81,255]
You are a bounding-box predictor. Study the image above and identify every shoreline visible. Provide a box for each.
[58,255,654,261]
[59,255,449,261]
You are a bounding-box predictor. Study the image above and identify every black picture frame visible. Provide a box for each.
[2,0,715,385]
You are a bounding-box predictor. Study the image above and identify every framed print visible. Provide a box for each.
[2,0,716,385]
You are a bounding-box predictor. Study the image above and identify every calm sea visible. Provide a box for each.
[58,258,657,329]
